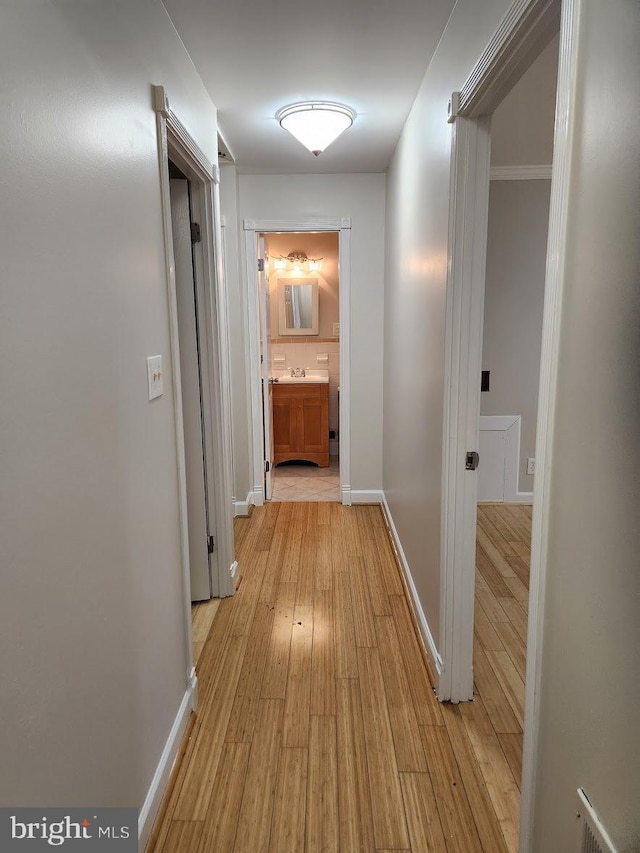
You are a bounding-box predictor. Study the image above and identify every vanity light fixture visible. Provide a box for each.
[273,250,323,273]
[276,101,356,156]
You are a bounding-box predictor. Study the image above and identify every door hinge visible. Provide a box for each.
[190,222,201,244]
[265,460,271,473]
[257,258,265,272]
[465,451,480,471]
[207,535,215,554]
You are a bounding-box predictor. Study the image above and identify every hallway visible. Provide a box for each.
[149,502,526,852]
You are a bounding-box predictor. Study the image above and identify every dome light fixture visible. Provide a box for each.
[276,101,356,156]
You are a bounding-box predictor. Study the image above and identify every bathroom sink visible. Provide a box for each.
[274,374,329,384]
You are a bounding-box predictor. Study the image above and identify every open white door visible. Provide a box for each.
[257,235,274,500]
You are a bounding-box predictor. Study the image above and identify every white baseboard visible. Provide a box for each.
[350,489,384,504]
[340,484,352,506]
[514,491,534,504]
[233,492,254,517]
[138,677,197,851]
[380,494,444,681]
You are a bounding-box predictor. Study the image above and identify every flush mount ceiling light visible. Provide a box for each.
[276,101,356,156]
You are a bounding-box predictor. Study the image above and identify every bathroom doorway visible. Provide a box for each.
[265,232,341,502]
[244,218,352,507]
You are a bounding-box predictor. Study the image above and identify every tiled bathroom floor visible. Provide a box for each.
[271,456,340,502]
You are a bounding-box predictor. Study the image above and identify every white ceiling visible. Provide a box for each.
[163,0,456,174]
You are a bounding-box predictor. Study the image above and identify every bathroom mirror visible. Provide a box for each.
[277,278,319,335]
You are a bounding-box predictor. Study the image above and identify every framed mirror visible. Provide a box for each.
[277,278,319,335]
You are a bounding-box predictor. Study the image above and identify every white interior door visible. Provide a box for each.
[258,234,274,499]
[170,177,213,601]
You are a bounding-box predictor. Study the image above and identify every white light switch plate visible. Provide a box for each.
[333,322,340,336]
[147,355,163,400]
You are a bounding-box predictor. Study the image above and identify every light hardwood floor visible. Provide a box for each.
[148,501,531,853]
[192,598,221,665]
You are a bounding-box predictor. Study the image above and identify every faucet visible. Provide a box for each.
[291,367,305,378]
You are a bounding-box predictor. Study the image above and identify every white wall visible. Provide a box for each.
[0,0,217,812]
[238,174,386,490]
[531,1,640,849]
[481,180,551,493]
[384,0,514,643]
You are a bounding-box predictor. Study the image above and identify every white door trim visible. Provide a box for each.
[243,218,352,506]
[257,235,274,500]
[519,1,580,848]
[441,0,578,850]
[490,164,553,180]
[458,0,561,118]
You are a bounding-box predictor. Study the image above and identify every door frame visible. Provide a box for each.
[153,84,237,669]
[440,0,579,848]
[243,218,352,505]
[257,234,275,500]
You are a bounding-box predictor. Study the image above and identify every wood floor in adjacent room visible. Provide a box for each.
[148,501,531,853]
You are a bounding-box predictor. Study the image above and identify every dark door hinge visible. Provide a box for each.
[265,460,271,473]
[207,535,215,554]
[191,222,201,244]
[257,258,265,272]
[465,451,480,471]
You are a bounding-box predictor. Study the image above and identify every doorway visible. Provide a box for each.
[439,1,576,848]
[264,232,341,502]
[153,86,237,613]
[169,161,217,601]
[243,217,353,507]
[472,33,558,753]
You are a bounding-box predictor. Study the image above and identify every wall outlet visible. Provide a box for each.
[527,457,535,476]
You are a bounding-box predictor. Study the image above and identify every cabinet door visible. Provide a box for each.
[273,397,297,453]
[298,397,328,453]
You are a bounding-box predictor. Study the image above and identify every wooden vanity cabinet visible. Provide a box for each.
[272,383,329,467]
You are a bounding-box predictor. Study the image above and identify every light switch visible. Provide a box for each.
[333,322,340,337]
[147,355,164,400]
